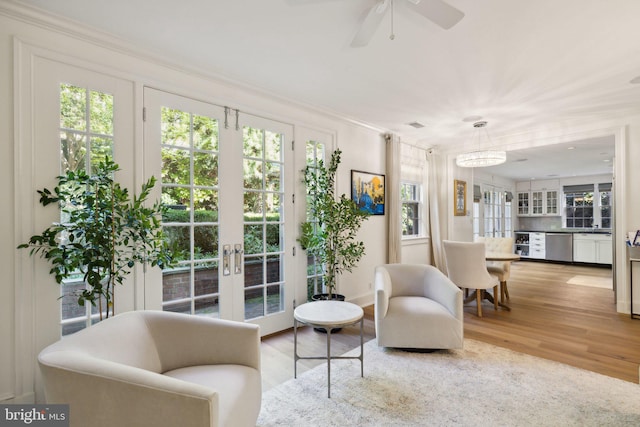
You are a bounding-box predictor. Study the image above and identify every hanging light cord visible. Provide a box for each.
[389,0,395,40]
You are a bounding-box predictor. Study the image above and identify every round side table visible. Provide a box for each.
[293,300,364,398]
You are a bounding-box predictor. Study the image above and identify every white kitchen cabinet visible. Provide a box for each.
[545,190,559,215]
[529,232,546,259]
[517,192,530,215]
[573,233,612,264]
[514,231,546,258]
[515,232,530,257]
[531,190,543,215]
[530,179,559,191]
[596,239,613,264]
[516,180,559,216]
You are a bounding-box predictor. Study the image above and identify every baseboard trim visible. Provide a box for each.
[348,293,373,308]
[1,392,35,404]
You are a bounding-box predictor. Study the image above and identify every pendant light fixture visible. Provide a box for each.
[456,121,506,168]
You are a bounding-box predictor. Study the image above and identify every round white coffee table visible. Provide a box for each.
[293,300,364,398]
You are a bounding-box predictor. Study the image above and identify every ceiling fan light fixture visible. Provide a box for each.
[456,121,507,168]
[350,0,464,47]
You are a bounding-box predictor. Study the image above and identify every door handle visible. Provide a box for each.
[223,245,231,276]
[234,244,244,274]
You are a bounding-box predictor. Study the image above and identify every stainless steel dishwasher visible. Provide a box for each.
[545,233,573,262]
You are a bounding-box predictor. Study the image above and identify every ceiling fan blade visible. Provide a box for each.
[408,0,464,30]
[351,1,389,47]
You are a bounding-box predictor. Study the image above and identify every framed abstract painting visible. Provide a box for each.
[351,170,385,215]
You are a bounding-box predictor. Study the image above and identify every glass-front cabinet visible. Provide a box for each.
[516,180,559,216]
[531,190,543,215]
[517,192,530,215]
[545,190,558,215]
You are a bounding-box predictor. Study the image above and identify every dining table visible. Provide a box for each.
[485,252,521,310]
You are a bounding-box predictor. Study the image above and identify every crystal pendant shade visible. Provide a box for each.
[456,121,506,168]
[456,150,507,167]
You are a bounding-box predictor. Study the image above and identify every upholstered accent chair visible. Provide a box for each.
[374,264,464,349]
[38,310,262,427]
[442,240,500,317]
[475,236,515,303]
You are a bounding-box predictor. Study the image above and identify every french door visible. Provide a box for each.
[143,88,294,335]
[28,56,136,342]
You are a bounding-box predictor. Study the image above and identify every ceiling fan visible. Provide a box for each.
[351,0,464,47]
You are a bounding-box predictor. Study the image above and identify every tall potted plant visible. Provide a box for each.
[18,157,176,320]
[298,149,370,300]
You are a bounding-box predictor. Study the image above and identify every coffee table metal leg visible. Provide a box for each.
[360,317,364,377]
[294,318,298,379]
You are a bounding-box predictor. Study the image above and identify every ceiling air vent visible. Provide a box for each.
[407,121,425,129]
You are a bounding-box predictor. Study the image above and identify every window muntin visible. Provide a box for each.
[401,182,421,237]
[242,126,285,319]
[475,185,511,239]
[160,107,221,317]
[483,188,504,237]
[564,191,594,228]
[600,190,612,229]
[59,83,114,336]
[305,140,325,301]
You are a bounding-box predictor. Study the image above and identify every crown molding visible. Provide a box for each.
[0,1,389,136]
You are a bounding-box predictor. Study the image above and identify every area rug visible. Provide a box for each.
[257,339,640,426]
[567,274,612,289]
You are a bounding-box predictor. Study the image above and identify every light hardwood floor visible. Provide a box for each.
[261,261,640,391]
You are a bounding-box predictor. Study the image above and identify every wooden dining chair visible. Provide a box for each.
[475,236,515,303]
[442,240,499,317]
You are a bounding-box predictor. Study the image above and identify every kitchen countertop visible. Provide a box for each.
[515,230,612,235]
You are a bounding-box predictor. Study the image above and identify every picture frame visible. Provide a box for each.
[634,230,640,246]
[351,170,385,215]
[454,179,467,216]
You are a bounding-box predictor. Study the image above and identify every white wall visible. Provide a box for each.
[474,171,516,192]
[449,160,474,241]
[0,10,15,402]
[0,6,387,403]
[339,134,386,306]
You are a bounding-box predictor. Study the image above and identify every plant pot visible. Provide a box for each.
[311,293,345,333]
[311,293,346,302]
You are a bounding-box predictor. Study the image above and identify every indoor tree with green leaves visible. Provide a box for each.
[19,157,176,320]
[298,149,370,299]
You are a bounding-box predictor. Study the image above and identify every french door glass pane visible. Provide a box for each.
[161,106,220,316]
[243,125,285,320]
[305,140,325,299]
[195,297,220,316]
[58,83,114,334]
[195,261,219,296]
[194,152,218,186]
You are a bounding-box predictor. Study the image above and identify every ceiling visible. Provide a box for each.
[478,135,615,181]
[10,0,639,179]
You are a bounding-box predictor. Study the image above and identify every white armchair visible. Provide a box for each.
[38,310,261,427]
[475,236,515,302]
[374,264,464,350]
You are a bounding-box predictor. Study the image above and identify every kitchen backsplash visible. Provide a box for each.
[517,216,564,231]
